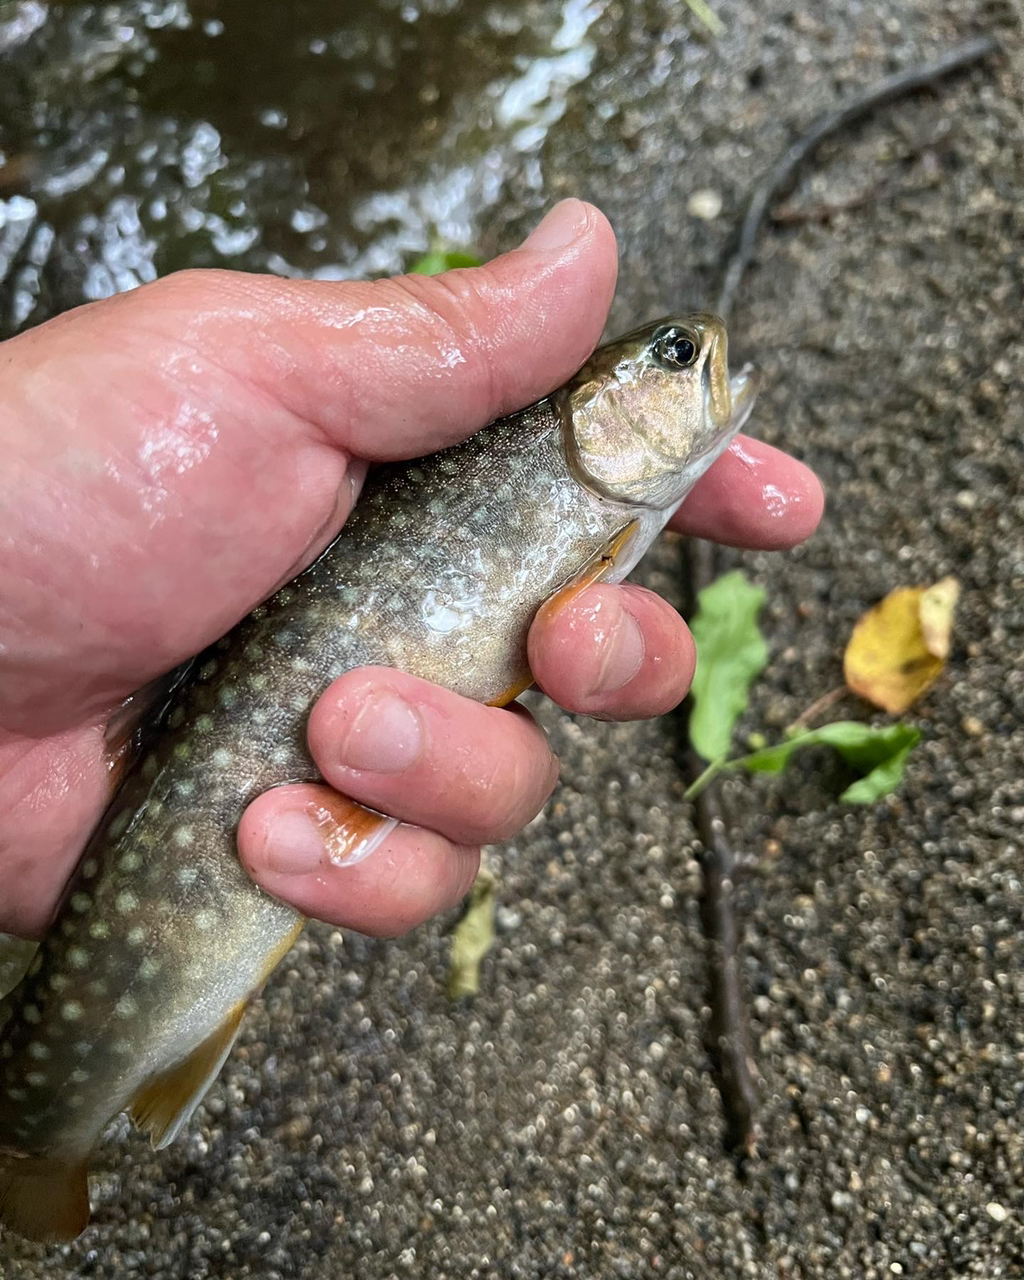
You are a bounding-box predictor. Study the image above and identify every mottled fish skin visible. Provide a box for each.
[0,314,757,1241]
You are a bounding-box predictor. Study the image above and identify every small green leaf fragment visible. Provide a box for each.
[683,0,725,36]
[688,571,769,762]
[732,721,921,803]
[448,867,496,1000]
[409,249,482,276]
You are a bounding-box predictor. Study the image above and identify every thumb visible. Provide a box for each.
[108,198,618,461]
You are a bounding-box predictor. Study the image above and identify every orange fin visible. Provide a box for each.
[534,519,640,624]
[129,999,248,1150]
[0,1155,91,1243]
[489,521,641,708]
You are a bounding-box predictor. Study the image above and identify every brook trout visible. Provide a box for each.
[0,313,756,1241]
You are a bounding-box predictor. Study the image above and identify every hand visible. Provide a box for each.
[0,199,822,941]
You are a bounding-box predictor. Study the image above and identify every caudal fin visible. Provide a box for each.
[0,1155,90,1242]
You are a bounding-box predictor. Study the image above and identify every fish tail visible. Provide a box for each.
[0,1154,91,1242]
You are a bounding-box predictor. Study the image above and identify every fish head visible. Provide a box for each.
[556,313,759,511]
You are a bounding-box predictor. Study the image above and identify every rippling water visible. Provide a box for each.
[0,0,616,332]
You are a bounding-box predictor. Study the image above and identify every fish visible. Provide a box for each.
[0,312,757,1242]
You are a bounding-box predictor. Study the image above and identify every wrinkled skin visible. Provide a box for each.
[0,199,823,941]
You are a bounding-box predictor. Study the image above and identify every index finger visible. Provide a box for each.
[669,435,824,550]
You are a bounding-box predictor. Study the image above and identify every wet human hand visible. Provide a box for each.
[0,198,821,941]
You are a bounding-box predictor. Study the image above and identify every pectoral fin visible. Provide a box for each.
[488,520,641,709]
[129,1000,248,1150]
[0,1155,90,1243]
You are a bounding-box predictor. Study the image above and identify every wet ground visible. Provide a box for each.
[2,0,1023,1276]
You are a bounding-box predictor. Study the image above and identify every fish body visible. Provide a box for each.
[0,314,756,1241]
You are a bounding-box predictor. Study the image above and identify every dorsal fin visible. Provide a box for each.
[0,1155,90,1243]
[129,999,248,1150]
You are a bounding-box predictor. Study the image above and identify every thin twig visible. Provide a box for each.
[786,684,849,732]
[690,746,761,1156]
[716,35,1000,322]
[684,542,761,1158]
[685,32,1001,1159]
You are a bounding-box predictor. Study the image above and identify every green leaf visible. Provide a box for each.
[448,867,496,999]
[732,721,921,804]
[688,571,769,762]
[409,249,482,276]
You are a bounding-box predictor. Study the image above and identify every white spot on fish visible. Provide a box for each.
[67,947,90,970]
[173,827,195,848]
[115,996,138,1019]
[69,1068,89,1084]
[27,1041,49,1060]
[6,1087,27,1101]
[139,957,160,980]
[120,851,142,872]
[116,891,139,914]
[127,926,147,946]
[212,748,232,767]
[250,674,269,692]
[73,1041,91,1056]
[195,715,214,733]
[274,630,296,648]
[109,810,131,838]
[292,657,311,673]
[174,742,191,761]
[87,979,108,997]
[22,1005,41,1025]
[89,921,110,940]
[218,686,239,708]
[271,746,291,766]
[81,858,99,879]
[177,779,195,798]
[49,974,70,992]
[62,1001,84,1021]
[25,1072,47,1086]
[176,867,199,887]
[70,893,92,913]
[194,910,217,931]
[244,643,264,661]
[200,660,219,680]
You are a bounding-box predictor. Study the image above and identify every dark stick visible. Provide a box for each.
[685,541,761,1158]
[686,31,1000,1158]
[716,34,1000,323]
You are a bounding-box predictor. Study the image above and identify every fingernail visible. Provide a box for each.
[520,199,589,253]
[263,809,325,875]
[591,603,645,695]
[263,801,396,874]
[340,692,423,773]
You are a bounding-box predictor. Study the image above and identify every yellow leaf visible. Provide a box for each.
[843,578,960,713]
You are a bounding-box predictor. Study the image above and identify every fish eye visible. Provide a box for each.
[653,326,700,370]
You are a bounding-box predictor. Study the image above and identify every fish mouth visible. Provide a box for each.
[697,314,760,439]
[724,362,760,434]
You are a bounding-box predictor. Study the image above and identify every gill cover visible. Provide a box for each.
[556,313,758,511]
